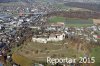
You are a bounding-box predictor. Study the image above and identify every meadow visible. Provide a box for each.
[65,18,93,27]
[48,16,65,23]
[48,16,93,27]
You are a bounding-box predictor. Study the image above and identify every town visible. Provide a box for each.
[0,0,100,66]
[0,12,100,66]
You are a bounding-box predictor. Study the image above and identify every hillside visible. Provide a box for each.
[64,2,100,12]
[0,0,100,3]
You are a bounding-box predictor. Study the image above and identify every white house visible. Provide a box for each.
[47,33,65,42]
[32,38,47,43]
[32,33,65,43]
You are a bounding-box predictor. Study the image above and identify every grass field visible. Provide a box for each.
[48,16,65,23]
[48,16,93,27]
[65,18,93,24]
[65,18,93,27]
[12,40,87,65]
[11,39,100,66]
[91,47,100,66]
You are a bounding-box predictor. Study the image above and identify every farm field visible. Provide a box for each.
[65,18,93,27]
[48,16,65,23]
[48,16,93,27]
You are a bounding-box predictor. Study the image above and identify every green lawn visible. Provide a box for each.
[65,18,93,27]
[91,47,100,66]
[48,16,65,23]
[48,16,93,27]
[65,18,93,24]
